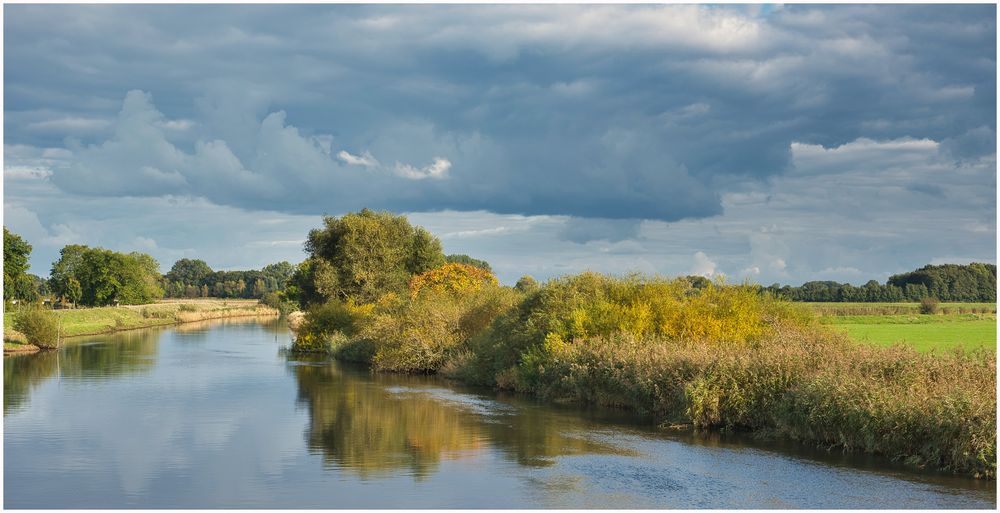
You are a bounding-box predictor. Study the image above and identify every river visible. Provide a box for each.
[3,318,995,508]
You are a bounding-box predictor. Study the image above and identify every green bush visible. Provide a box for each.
[260,291,297,316]
[362,286,520,373]
[290,300,373,354]
[919,297,940,314]
[12,307,61,349]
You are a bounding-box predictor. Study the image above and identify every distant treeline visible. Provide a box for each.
[764,263,996,302]
[162,259,294,299]
[3,226,300,307]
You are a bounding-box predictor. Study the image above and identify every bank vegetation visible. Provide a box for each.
[288,210,997,479]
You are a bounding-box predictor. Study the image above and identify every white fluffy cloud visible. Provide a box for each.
[689,251,718,277]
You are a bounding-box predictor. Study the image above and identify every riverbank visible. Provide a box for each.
[4,299,278,352]
[289,273,997,479]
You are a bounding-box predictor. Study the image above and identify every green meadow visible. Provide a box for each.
[817,310,997,353]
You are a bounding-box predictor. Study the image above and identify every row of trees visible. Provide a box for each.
[2,226,300,307]
[764,263,996,302]
[162,259,294,299]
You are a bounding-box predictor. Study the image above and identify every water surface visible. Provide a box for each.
[4,319,995,508]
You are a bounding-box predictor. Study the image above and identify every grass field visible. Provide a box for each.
[819,312,996,353]
[4,299,276,346]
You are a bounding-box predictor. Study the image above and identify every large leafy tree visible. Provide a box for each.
[3,227,36,302]
[49,244,89,302]
[165,258,213,285]
[50,245,163,306]
[300,209,446,305]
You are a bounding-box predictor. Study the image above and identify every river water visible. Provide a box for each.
[4,318,995,508]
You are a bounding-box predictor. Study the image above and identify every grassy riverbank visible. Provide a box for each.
[291,272,997,479]
[4,299,278,350]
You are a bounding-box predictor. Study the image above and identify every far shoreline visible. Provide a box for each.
[4,299,280,354]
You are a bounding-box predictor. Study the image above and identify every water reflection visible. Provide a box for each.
[4,351,59,414]
[4,329,160,414]
[174,315,284,335]
[290,355,636,479]
[3,320,995,508]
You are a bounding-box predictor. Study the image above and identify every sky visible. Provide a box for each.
[3,4,996,286]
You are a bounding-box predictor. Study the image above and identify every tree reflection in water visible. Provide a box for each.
[289,355,635,479]
[4,328,161,415]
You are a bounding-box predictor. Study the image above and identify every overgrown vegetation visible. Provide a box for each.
[287,213,996,479]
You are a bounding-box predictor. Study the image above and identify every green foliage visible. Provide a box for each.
[919,297,940,314]
[767,263,996,302]
[302,209,446,305]
[13,307,60,349]
[445,254,492,272]
[361,286,520,373]
[514,275,539,293]
[291,299,375,354]
[889,263,996,302]
[48,245,163,306]
[48,244,88,303]
[162,259,295,300]
[260,291,297,316]
[165,258,213,285]
[4,227,36,303]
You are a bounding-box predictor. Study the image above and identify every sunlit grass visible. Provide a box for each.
[824,314,996,353]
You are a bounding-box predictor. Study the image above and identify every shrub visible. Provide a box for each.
[12,307,61,349]
[464,273,812,384]
[409,262,498,298]
[919,297,940,314]
[179,303,198,312]
[291,299,374,354]
[514,275,539,293]
[361,286,520,373]
[260,291,297,316]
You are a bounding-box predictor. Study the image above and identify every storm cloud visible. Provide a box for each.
[3,4,995,284]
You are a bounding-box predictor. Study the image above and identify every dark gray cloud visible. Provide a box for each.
[3,4,995,284]
[4,4,995,222]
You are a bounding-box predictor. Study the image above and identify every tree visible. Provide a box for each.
[514,275,539,293]
[66,277,82,307]
[166,259,213,285]
[445,254,492,272]
[51,245,163,306]
[302,209,447,304]
[262,261,295,289]
[4,227,36,302]
[49,244,88,303]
